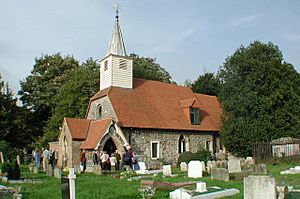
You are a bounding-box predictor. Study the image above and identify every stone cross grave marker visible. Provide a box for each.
[68,168,76,199]
[163,165,172,177]
[188,161,202,178]
[244,175,276,199]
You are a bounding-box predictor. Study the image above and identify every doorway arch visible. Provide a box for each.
[103,138,117,156]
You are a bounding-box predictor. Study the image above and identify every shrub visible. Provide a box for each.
[193,147,212,162]
[7,160,21,180]
[177,151,194,167]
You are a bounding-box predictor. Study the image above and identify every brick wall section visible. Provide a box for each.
[86,96,116,120]
[122,128,218,169]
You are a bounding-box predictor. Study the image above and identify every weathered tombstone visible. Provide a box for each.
[244,176,276,199]
[207,161,212,174]
[94,165,102,175]
[169,189,192,199]
[201,161,206,172]
[54,167,62,179]
[74,164,81,174]
[0,152,4,164]
[163,165,172,177]
[251,164,267,175]
[211,168,229,181]
[33,166,39,174]
[16,155,21,166]
[138,162,147,171]
[68,168,76,199]
[228,155,241,173]
[180,162,188,172]
[188,161,202,178]
[196,181,207,192]
[47,166,53,177]
[217,150,225,160]
[245,157,255,165]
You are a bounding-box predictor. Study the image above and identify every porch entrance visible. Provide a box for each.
[103,138,117,156]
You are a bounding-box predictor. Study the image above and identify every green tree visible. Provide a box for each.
[191,73,220,96]
[218,41,300,157]
[130,53,174,83]
[18,53,80,137]
[42,58,99,145]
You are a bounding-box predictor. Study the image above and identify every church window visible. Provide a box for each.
[104,60,108,71]
[96,104,102,119]
[178,135,186,154]
[119,59,127,70]
[190,108,200,125]
[150,141,159,159]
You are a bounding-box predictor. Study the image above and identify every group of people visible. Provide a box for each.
[32,147,58,171]
[79,146,137,173]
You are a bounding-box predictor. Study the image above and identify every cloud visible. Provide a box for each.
[227,14,261,27]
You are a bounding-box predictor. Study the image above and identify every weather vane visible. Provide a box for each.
[113,3,122,19]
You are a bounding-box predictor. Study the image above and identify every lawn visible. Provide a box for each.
[0,162,300,199]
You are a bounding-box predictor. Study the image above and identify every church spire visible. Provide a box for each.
[106,4,126,56]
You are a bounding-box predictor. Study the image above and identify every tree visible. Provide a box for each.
[130,53,174,83]
[218,41,300,157]
[18,53,80,137]
[42,58,99,145]
[191,73,221,96]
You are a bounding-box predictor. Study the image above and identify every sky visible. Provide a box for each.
[1,0,300,95]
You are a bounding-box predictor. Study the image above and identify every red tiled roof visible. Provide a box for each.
[91,78,221,131]
[80,119,112,149]
[65,118,91,140]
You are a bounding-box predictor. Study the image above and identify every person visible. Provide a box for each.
[42,147,50,172]
[49,150,55,168]
[112,150,121,170]
[123,147,133,167]
[80,150,87,173]
[34,149,41,170]
[93,150,99,165]
[100,151,110,171]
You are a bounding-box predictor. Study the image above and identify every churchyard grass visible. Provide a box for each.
[0,162,300,198]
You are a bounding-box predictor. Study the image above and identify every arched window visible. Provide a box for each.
[97,104,102,119]
[178,135,186,154]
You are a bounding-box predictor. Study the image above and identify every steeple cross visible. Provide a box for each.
[113,3,122,19]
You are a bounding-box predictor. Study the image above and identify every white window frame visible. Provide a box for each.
[150,141,160,159]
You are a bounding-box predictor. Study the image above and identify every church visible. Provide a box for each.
[56,12,222,171]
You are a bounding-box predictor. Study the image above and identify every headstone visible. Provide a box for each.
[245,157,255,165]
[111,165,116,172]
[34,166,39,174]
[244,176,276,199]
[138,162,146,171]
[16,155,21,165]
[277,186,287,199]
[251,164,267,174]
[2,177,8,183]
[196,181,207,192]
[188,161,202,178]
[228,155,241,173]
[94,165,102,175]
[163,165,172,177]
[54,167,62,179]
[169,189,192,199]
[74,165,81,174]
[68,168,76,199]
[201,161,206,172]
[47,166,53,177]
[207,161,212,174]
[217,150,225,160]
[0,152,4,164]
[180,162,188,172]
[211,168,229,181]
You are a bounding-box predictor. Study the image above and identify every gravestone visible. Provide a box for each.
[94,165,102,175]
[228,155,241,173]
[0,152,4,164]
[211,168,229,181]
[34,166,39,174]
[245,157,255,165]
[251,164,267,174]
[196,181,207,192]
[169,189,192,199]
[201,161,206,172]
[244,176,276,199]
[163,165,172,177]
[188,161,202,178]
[138,162,146,171]
[217,150,225,160]
[207,161,212,174]
[180,162,188,172]
[54,167,62,179]
[47,166,53,177]
[74,165,81,174]
[68,168,76,199]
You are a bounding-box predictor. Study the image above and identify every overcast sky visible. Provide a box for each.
[1,0,300,94]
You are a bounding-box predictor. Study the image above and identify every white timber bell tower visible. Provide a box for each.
[100,5,133,90]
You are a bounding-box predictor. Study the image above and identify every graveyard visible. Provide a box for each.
[1,157,300,199]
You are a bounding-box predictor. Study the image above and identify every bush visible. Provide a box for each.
[3,160,21,179]
[177,151,194,167]
[177,148,212,167]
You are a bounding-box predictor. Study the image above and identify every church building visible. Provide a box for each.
[57,12,222,170]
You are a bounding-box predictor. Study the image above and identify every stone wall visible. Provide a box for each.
[122,128,218,169]
[71,140,84,167]
[86,96,116,120]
